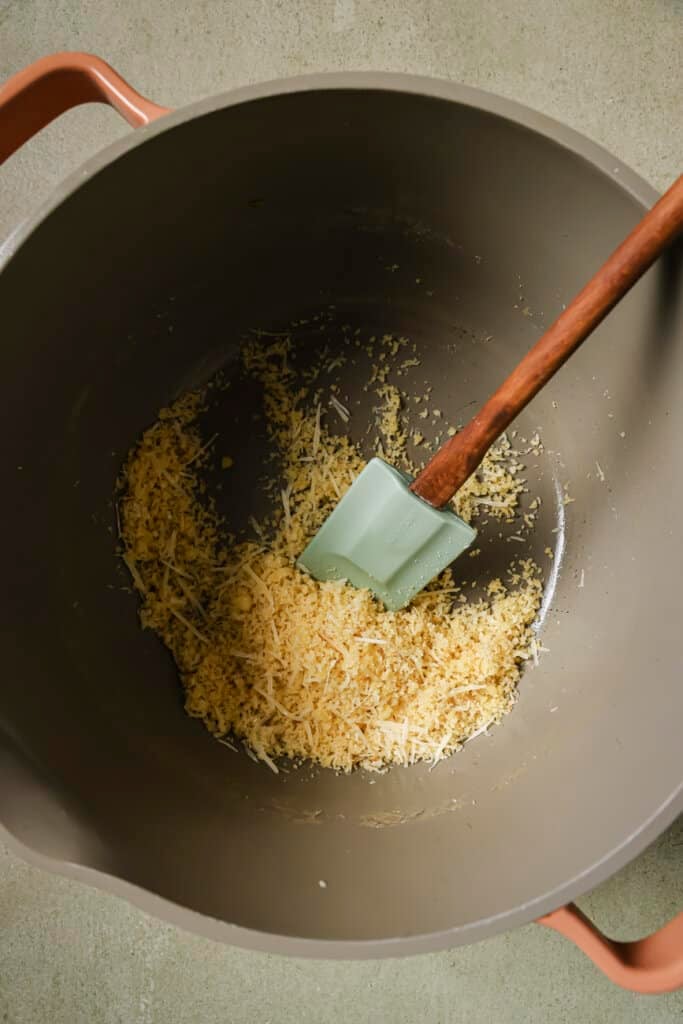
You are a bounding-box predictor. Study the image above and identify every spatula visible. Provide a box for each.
[299,175,683,610]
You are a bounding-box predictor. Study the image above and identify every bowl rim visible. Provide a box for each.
[0,70,660,269]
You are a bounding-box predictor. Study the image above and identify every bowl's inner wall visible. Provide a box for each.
[1,89,681,943]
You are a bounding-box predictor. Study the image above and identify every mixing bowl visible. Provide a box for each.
[0,53,681,991]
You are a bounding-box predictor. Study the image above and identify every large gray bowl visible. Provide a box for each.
[0,57,681,961]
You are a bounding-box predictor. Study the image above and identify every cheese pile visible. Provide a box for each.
[119,334,543,772]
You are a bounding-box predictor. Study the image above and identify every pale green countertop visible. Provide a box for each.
[0,2,681,1021]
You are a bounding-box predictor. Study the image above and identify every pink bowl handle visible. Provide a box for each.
[538,903,683,993]
[0,51,171,165]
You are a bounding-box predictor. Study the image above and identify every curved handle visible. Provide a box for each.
[0,52,171,165]
[411,173,683,507]
[538,902,683,993]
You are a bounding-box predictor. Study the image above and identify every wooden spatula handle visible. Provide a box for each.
[411,174,683,509]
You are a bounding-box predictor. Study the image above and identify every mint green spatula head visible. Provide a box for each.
[297,458,476,611]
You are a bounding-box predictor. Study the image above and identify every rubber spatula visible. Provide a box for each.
[299,175,683,610]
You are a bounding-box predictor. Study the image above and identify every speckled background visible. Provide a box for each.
[0,2,681,1021]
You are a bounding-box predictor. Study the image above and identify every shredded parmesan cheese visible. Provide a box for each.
[119,332,543,773]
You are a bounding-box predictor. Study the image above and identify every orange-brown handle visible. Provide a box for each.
[411,174,683,507]
[0,52,171,165]
[537,903,683,993]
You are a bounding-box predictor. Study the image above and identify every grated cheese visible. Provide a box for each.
[329,393,350,423]
[119,332,544,773]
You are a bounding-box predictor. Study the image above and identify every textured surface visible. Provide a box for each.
[0,0,681,1020]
